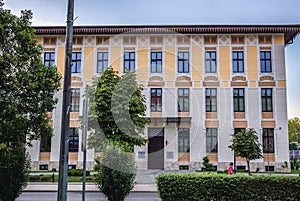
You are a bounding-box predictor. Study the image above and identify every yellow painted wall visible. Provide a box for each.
[165,46,175,81]
[277,80,286,88]
[83,47,94,80]
[57,47,65,77]
[219,46,230,81]
[110,47,121,74]
[137,47,148,81]
[247,46,258,81]
[274,34,284,45]
[192,46,202,80]
[250,81,257,88]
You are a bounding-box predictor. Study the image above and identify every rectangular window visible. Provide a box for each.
[206,128,218,153]
[44,52,55,67]
[233,88,245,112]
[205,51,217,73]
[70,88,80,112]
[151,52,162,73]
[178,128,190,153]
[39,165,49,170]
[97,52,109,73]
[40,135,51,152]
[205,88,217,112]
[69,128,79,152]
[263,128,274,153]
[150,88,162,112]
[124,52,135,72]
[261,88,273,112]
[260,51,272,73]
[178,51,189,73]
[232,51,244,73]
[178,88,189,112]
[234,128,245,135]
[71,52,81,73]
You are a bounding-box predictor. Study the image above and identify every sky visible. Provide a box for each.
[3,0,300,119]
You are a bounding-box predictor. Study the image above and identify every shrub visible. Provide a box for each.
[96,145,136,201]
[156,174,300,201]
[68,169,90,176]
[202,156,216,171]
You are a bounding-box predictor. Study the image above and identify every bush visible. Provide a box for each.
[202,156,216,171]
[96,145,136,201]
[156,174,300,201]
[68,169,90,177]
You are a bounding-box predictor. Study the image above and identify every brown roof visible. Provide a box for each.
[33,24,300,45]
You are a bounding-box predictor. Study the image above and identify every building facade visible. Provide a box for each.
[28,25,300,172]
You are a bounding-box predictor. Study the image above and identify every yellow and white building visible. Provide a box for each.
[28,24,300,172]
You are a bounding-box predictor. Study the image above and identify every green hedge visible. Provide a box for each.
[156,174,300,201]
[68,169,90,176]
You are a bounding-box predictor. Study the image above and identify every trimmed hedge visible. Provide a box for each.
[156,174,300,201]
[68,169,90,176]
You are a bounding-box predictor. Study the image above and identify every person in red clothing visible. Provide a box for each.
[228,162,234,175]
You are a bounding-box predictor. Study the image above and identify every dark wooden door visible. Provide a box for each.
[148,129,164,169]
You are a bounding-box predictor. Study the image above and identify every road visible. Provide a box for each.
[16,192,160,201]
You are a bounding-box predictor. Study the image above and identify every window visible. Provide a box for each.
[205,88,217,112]
[263,128,274,153]
[97,52,109,73]
[44,52,55,67]
[206,128,218,153]
[71,52,81,73]
[178,88,189,112]
[150,36,163,45]
[233,88,245,112]
[40,135,51,152]
[124,52,135,72]
[232,51,244,73]
[150,88,162,112]
[39,165,49,170]
[178,128,190,153]
[205,51,217,73]
[43,37,56,45]
[70,88,80,112]
[234,128,245,135]
[69,128,79,152]
[261,88,273,112]
[151,52,162,73]
[178,51,189,73]
[260,51,272,73]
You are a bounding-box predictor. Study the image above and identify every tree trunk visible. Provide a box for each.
[246,159,251,175]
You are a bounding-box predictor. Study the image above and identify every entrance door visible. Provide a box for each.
[148,128,164,169]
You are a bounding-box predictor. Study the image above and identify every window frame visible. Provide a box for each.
[124,51,135,72]
[260,51,272,73]
[178,128,190,153]
[232,51,244,73]
[205,51,217,73]
[205,88,217,112]
[177,51,190,73]
[206,128,218,153]
[44,52,55,67]
[69,128,79,152]
[97,52,109,73]
[261,88,273,112]
[263,128,274,153]
[71,52,82,73]
[40,135,52,152]
[150,88,162,112]
[178,88,189,112]
[233,88,245,112]
[151,51,162,73]
[70,88,80,112]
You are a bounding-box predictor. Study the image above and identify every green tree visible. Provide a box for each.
[288,117,300,144]
[94,67,148,149]
[229,128,262,175]
[0,2,61,200]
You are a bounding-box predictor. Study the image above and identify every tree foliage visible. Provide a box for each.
[0,2,61,200]
[93,67,148,149]
[229,128,262,175]
[288,117,300,143]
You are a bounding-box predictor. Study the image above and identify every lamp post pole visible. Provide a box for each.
[57,0,74,200]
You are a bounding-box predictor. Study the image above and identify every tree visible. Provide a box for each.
[0,2,61,200]
[94,67,148,149]
[288,117,300,144]
[229,128,262,175]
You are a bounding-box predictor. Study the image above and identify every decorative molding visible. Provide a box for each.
[138,35,149,46]
[260,76,274,81]
[191,35,202,46]
[219,35,230,46]
[204,76,218,81]
[232,76,246,81]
